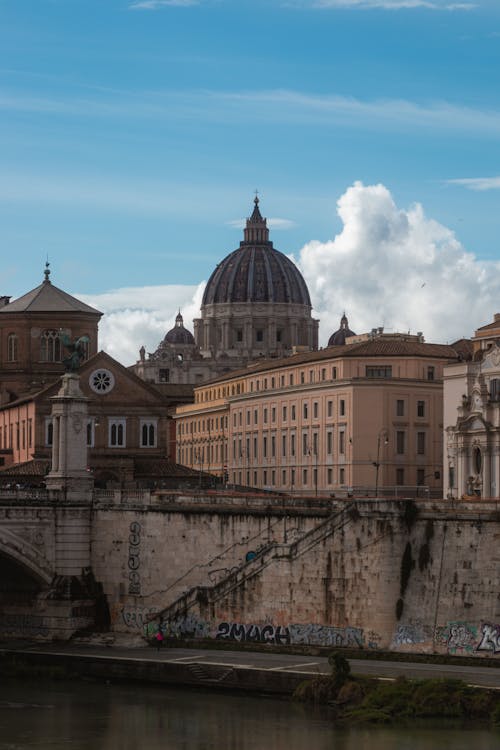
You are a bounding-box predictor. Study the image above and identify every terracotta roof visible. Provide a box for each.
[133,458,200,477]
[0,280,102,315]
[201,338,460,385]
[475,319,500,333]
[450,338,474,361]
[0,459,50,477]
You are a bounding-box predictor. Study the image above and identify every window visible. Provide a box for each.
[417,468,425,486]
[263,408,268,424]
[303,433,308,455]
[339,467,345,484]
[321,368,326,381]
[109,419,126,448]
[340,400,345,416]
[291,468,295,487]
[263,470,267,485]
[246,410,250,425]
[277,330,282,343]
[87,419,95,447]
[309,370,314,383]
[282,405,287,421]
[300,371,305,384]
[280,375,285,387]
[263,437,268,458]
[313,432,318,455]
[339,431,345,454]
[427,366,435,381]
[282,469,286,485]
[396,468,405,486]
[291,433,296,457]
[40,329,61,362]
[236,329,243,342]
[291,405,296,421]
[271,470,275,485]
[396,399,404,417]
[417,400,425,417]
[327,431,333,455]
[303,402,308,419]
[271,436,276,457]
[159,368,170,383]
[45,418,53,447]
[271,407,276,422]
[256,329,263,342]
[141,420,157,448]
[366,366,392,378]
[327,468,333,484]
[417,431,426,455]
[313,402,318,419]
[448,466,455,489]
[282,434,286,457]
[7,333,18,362]
[491,379,500,401]
[303,468,308,485]
[254,437,257,457]
[290,374,294,386]
[332,367,337,380]
[327,400,333,418]
[396,431,405,455]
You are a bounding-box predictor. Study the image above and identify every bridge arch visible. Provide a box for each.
[0,530,54,586]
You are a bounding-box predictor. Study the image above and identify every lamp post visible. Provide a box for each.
[373,428,389,498]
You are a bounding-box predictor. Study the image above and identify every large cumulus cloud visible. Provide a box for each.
[297,182,497,345]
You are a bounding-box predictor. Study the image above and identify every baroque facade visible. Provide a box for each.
[134,197,319,385]
[444,314,500,499]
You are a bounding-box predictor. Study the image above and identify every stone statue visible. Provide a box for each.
[60,332,90,373]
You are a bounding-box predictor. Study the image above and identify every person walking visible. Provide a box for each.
[155,628,164,652]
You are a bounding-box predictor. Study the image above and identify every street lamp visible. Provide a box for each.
[373,428,389,498]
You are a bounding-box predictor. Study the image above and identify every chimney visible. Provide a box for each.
[0,296,11,308]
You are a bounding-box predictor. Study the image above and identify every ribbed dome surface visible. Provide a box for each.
[202,198,311,307]
[164,312,195,345]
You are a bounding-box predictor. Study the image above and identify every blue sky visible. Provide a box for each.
[1,0,500,362]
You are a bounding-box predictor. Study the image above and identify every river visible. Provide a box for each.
[0,677,498,750]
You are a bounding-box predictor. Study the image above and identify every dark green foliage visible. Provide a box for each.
[327,651,351,689]
[403,500,419,531]
[293,676,338,704]
[400,542,414,597]
[491,702,500,726]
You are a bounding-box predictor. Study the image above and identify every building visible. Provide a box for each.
[443,315,500,499]
[0,268,196,487]
[174,330,462,496]
[0,263,101,404]
[134,197,319,385]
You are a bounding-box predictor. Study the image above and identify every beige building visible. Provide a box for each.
[443,314,500,499]
[175,331,461,496]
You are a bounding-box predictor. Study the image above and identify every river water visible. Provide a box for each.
[0,678,498,750]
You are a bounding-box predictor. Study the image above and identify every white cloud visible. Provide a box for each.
[130,0,199,8]
[296,182,499,346]
[446,176,500,191]
[76,283,204,365]
[305,0,475,8]
[2,89,499,136]
[71,182,500,365]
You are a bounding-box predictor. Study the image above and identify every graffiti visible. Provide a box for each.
[121,606,158,630]
[392,624,428,647]
[436,621,477,654]
[0,614,49,637]
[167,614,211,639]
[216,621,291,645]
[127,521,141,596]
[289,623,364,648]
[366,630,382,650]
[477,623,500,654]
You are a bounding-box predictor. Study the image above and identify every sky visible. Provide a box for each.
[1,0,500,364]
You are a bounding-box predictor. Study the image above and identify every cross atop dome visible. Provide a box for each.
[44,261,51,283]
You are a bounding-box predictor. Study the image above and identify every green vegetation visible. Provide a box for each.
[293,651,500,726]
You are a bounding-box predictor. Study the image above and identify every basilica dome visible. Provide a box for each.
[328,314,356,347]
[164,312,195,345]
[202,197,311,307]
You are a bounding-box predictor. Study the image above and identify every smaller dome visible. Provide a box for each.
[164,312,195,346]
[328,313,356,346]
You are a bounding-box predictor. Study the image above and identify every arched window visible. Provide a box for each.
[7,333,18,362]
[40,330,61,362]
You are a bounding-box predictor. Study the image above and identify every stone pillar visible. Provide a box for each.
[45,373,93,503]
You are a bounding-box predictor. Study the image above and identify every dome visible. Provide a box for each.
[164,312,195,345]
[328,314,356,346]
[202,197,311,307]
